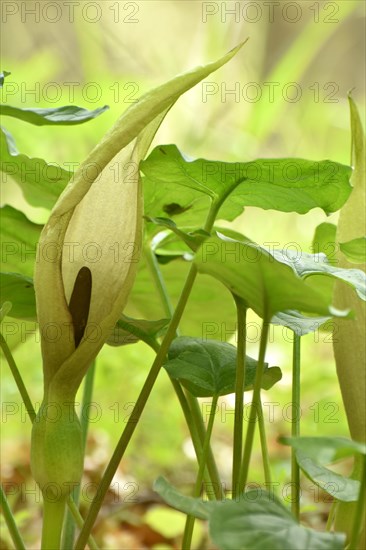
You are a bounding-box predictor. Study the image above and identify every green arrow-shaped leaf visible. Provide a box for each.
[154,477,345,550]
[141,144,352,220]
[195,233,349,319]
[164,337,281,397]
[209,492,345,550]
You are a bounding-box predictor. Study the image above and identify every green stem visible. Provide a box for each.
[0,485,26,550]
[0,332,36,422]
[349,456,366,550]
[66,497,99,550]
[182,395,219,550]
[41,497,66,550]
[232,297,247,499]
[257,400,272,486]
[291,334,301,520]
[75,201,224,549]
[326,501,336,531]
[186,393,224,500]
[144,242,175,319]
[238,319,270,492]
[171,380,222,500]
[62,362,96,550]
[144,226,223,499]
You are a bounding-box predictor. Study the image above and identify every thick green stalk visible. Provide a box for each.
[257,401,272,486]
[62,362,96,550]
[238,320,270,491]
[232,297,247,498]
[291,334,301,520]
[0,485,26,550]
[41,497,66,550]
[182,395,219,550]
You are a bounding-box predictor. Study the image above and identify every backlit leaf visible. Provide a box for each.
[0,205,42,276]
[0,272,36,320]
[0,127,71,208]
[271,248,366,301]
[141,144,352,220]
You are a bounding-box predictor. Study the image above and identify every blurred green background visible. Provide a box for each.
[1,1,365,548]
